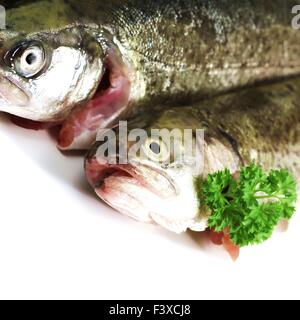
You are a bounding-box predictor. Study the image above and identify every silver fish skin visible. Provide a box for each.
[85,78,300,233]
[0,1,299,149]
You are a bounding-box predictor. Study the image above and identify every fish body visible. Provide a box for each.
[85,78,300,233]
[0,0,300,149]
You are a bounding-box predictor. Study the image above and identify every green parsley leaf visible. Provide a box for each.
[198,163,298,247]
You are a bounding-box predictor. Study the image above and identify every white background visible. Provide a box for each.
[0,113,299,300]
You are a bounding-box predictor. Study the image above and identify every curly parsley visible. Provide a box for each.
[197,163,297,247]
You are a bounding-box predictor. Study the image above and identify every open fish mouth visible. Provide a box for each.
[58,49,131,150]
[85,157,177,223]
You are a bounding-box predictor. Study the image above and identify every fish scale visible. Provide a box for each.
[85,77,300,233]
[0,0,300,150]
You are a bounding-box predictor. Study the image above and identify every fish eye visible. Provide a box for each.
[7,41,46,78]
[143,138,170,162]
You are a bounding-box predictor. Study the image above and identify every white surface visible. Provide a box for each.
[0,113,299,300]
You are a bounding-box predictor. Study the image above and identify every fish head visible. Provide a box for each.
[85,110,211,233]
[0,1,104,121]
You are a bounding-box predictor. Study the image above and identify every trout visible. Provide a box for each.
[85,78,300,234]
[0,0,299,149]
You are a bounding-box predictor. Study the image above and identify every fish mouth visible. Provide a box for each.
[85,156,177,223]
[58,49,131,150]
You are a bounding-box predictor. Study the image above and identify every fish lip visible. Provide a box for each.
[0,74,30,106]
[85,157,177,198]
[5,75,26,92]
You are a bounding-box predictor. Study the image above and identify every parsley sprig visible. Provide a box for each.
[197,163,297,247]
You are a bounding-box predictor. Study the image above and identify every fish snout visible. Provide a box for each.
[85,156,137,190]
[0,76,29,109]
